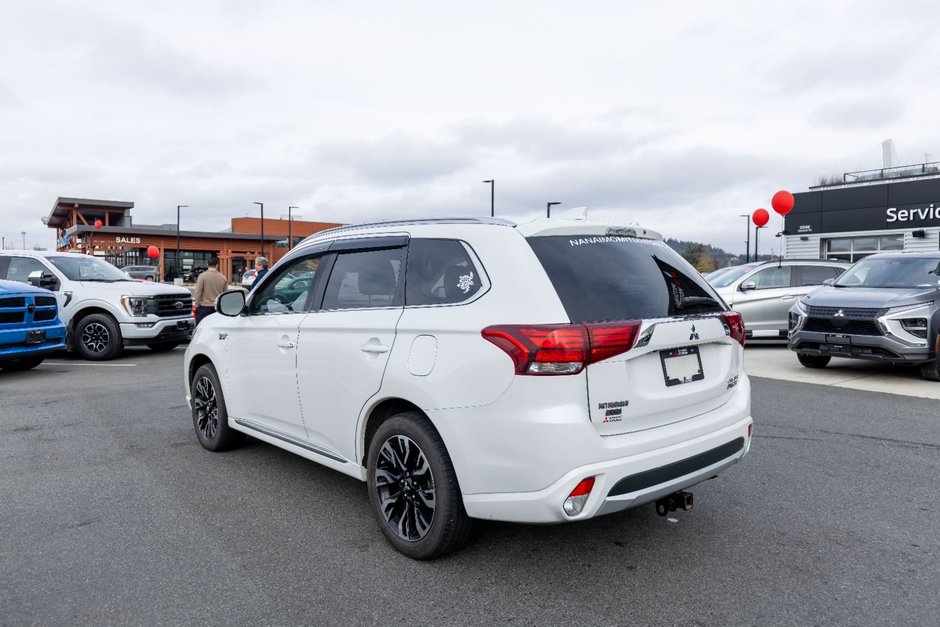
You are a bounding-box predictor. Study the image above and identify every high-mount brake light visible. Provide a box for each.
[481,320,641,375]
[721,311,746,347]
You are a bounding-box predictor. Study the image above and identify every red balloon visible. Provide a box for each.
[94,219,103,229]
[147,245,160,259]
[752,208,770,227]
[771,190,794,216]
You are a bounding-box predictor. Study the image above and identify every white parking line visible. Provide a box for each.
[41,362,138,367]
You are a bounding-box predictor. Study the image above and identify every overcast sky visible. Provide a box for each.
[2,0,938,254]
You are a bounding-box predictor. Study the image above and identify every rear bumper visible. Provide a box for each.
[789,330,932,364]
[462,415,751,523]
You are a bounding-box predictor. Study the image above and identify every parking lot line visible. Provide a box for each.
[41,362,138,367]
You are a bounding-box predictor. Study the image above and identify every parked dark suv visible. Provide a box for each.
[788,252,940,380]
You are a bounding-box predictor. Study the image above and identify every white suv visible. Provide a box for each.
[0,251,194,360]
[184,217,752,559]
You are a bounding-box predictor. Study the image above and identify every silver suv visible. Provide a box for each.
[788,252,940,380]
[709,259,849,339]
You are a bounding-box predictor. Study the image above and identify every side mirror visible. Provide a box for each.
[740,281,757,291]
[27,270,59,291]
[822,278,835,286]
[216,289,246,317]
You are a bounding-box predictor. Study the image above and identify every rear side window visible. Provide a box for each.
[406,239,481,305]
[748,266,792,289]
[6,257,48,283]
[799,265,841,286]
[527,236,723,322]
[322,248,404,309]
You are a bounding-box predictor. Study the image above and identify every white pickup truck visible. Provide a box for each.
[0,250,194,360]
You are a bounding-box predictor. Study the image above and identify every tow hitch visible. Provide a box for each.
[654,491,694,516]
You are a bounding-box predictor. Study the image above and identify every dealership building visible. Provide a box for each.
[46,197,343,282]
[784,163,940,262]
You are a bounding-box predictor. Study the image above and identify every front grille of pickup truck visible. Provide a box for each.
[0,294,58,327]
[34,296,57,307]
[0,311,25,324]
[803,318,882,336]
[150,293,194,318]
[33,309,57,322]
[0,297,26,308]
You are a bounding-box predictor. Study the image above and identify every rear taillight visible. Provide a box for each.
[563,476,595,516]
[481,320,641,375]
[721,311,746,347]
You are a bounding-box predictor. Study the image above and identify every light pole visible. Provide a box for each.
[547,201,561,218]
[176,204,188,279]
[754,225,764,260]
[254,202,264,258]
[288,206,298,249]
[21,231,26,249]
[482,180,494,217]
[739,214,750,263]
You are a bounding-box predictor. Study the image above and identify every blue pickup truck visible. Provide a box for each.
[0,279,67,371]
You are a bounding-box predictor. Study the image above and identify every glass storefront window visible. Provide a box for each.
[827,238,852,252]
[880,234,904,250]
[825,234,906,263]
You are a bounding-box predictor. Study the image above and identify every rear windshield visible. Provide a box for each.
[527,235,725,322]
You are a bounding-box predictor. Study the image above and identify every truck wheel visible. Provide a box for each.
[920,361,940,381]
[367,411,473,560]
[191,363,244,451]
[797,353,830,369]
[0,356,45,371]
[74,313,123,361]
[147,342,180,352]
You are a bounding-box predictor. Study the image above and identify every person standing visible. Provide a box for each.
[251,256,269,290]
[194,256,228,326]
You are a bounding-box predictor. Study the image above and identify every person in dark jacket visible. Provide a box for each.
[251,256,269,290]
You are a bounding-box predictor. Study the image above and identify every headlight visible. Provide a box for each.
[121,295,149,317]
[885,302,933,316]
[794,297,809,314]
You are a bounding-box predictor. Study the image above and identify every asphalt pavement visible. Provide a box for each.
[1,348,938,625]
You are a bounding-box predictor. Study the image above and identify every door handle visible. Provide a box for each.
[361,343,389,354]
[277,339,296,349]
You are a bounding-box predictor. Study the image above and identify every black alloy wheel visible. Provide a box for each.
[797,353,831,369]
[74,313,122,361]
[367,412,473,559]
[374,435,437,542]
[190,363,243,451]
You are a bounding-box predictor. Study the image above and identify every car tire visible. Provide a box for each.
[0,355,45,371]
[147,342,180,352]
[74,313,123,361]
[797,353,831,369]
[191,363,244,452]
[367,411,473,560]
[920,361,940,381]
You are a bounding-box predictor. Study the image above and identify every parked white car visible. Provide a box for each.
[184,217,752,558]
[0,251,194,360]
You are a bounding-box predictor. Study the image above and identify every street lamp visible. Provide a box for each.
[482,180,494,217]
[288,206,298,249]
[176,205,188,279]
[546,202,561,218]
[754,225,764,260]
[254,202,264,258]
[21,231,26,249]
[739,214,750,263]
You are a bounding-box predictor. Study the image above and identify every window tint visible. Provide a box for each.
[406,239,481,305]
[527,236,723,322]
[250,256,322,315]
[6,257,49,283]
[800,265,840,286]
[749,266,791,289]
[322,248,403,310]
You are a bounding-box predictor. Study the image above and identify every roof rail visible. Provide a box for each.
[305,216,516,241]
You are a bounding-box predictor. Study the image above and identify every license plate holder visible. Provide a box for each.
[825,334,851,353]
[26,330,45,344]
[660,346,704,387]
[177,320,192,330]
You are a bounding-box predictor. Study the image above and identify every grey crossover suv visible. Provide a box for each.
[788,252,940,380]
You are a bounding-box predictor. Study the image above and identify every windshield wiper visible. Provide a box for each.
[676,295,723,310]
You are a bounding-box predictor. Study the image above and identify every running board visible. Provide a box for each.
[233,417,348,463]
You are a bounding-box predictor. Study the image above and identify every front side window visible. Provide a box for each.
[6,257,49,283]
[250,256,322,314]
[322,248,404,310]
[800,265,842,286]
[406,239,482,306]
[748,266,792,289]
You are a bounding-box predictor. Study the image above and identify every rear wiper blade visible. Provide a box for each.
[676,296,723,310]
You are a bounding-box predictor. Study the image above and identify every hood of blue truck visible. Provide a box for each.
[0,279,56,297]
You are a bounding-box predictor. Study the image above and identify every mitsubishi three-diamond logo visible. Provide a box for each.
[834,309,845,317]
[689,324,699,341]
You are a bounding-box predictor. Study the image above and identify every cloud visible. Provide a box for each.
[810,96,905,130]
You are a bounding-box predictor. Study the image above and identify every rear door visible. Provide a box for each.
[527,236,742,437]
[295,238,406,462]
[731,265,794,334]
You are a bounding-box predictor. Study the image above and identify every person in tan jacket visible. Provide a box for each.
[194,256,228,326]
